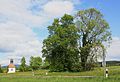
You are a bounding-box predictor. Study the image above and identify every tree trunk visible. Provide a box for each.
[81,34,88,71]
[81,54,88,71]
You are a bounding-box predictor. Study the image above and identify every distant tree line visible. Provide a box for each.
[19,56,44,72]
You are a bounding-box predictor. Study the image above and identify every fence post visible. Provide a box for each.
[106,69,108,78]
[32,69,34,76]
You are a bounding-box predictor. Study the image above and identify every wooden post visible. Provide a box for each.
[32,69,34,76]
[106,69,108,78]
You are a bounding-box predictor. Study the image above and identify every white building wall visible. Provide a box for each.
[8,68,15,73]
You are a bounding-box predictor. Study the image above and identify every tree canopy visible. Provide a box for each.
[75,8,111,70]
[42,14,80,72]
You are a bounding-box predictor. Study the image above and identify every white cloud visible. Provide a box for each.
[0,0,75,28]
[0,0,77,65]
[0,21,42,65]
[0,0,48,27]
[106,37,120,61]
[43,0,74,17]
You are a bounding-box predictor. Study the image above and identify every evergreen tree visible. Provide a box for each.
[19,57,27,72]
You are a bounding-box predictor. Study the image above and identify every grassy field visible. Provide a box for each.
[0,66,120,82]
[0,77,120,82]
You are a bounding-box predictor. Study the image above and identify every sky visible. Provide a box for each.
[0,0,120,65]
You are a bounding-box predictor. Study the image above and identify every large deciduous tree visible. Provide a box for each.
[75,8,111,70]
[42,14,80,72]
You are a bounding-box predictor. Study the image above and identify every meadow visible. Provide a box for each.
[0,77,120,82]
[0,66,120,82]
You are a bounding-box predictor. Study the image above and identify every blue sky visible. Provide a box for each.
[0,0,120,65]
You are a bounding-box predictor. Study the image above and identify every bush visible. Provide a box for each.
[0,68,3,73]
[71,63,82,72]
[85,63,96,71]
[19,65,29,72]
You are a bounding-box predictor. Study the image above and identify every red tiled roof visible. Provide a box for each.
[8,64,15,68]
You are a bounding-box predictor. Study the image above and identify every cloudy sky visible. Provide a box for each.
[0,0,120,65]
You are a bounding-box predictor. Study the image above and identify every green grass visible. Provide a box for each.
[0,68,111,76]
[0,66,120,82]
[0,77,120,82]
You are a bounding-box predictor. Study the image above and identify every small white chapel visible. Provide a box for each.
[8,59,16,73]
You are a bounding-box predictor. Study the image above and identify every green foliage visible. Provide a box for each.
[0,65,3,73]
[19,57,27,72]
[41,58,50,69]
[42,14,80,72]
[75,8,112,70]
[30,56,42,70]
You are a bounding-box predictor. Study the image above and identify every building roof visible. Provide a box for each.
[8,64,15,68]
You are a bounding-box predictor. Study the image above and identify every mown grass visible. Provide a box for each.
[0,66,120,82]
[0,69,103,77]
[0,77,120,82]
